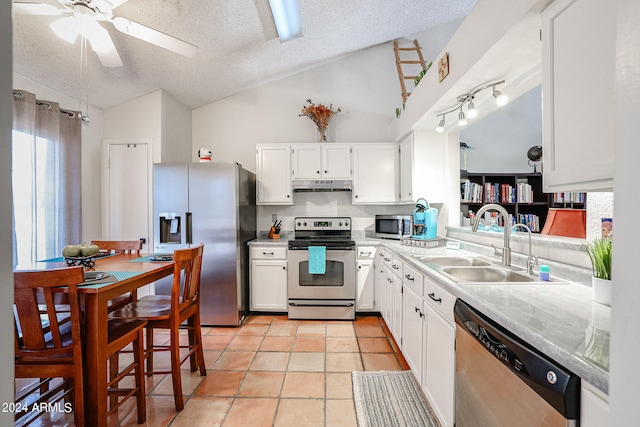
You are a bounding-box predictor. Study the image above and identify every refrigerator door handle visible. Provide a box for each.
[186,212,193,244]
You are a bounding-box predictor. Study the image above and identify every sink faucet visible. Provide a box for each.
[509,223,538,274]
[471,204,511,266]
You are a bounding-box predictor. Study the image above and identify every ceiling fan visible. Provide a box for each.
[13,0,198,67]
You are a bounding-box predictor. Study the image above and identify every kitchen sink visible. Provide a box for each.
[441,266,537,283]
[413,256,491,267]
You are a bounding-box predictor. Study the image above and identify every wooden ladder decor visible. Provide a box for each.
[394,39,428,104]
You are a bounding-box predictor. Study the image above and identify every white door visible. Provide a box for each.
[105,141,150,251]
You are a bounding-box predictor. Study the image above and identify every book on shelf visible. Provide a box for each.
[515,213,541,232]
[460,179,483,203]
[553,192,586,204]
[517,181,534,204]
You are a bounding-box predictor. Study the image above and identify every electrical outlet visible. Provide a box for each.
[272,214,277,223]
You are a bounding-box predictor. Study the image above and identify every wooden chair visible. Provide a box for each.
[91,240,143,254]
[15,267,149,426]
[14,266,85,427]
[109,244,207,411]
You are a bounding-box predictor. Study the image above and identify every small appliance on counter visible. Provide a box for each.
[412,197,438,240]
[374,214,412,239]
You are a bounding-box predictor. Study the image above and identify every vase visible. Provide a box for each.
[592,277,612,306]
[317,126,327,142]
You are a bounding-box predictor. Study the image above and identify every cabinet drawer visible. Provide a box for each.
[357,246,376,260]
[251,246,287,260]
[379,249,393,269]
[423,277,455,323]
[402,263,423,296]
[390,254,403,277]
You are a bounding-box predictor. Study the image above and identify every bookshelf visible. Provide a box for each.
[460,172,555,233]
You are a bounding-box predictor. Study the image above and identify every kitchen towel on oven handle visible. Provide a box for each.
[308,246,326,274]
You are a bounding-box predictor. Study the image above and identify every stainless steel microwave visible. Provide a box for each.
[375,215,412,239]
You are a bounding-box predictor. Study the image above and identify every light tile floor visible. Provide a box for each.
[20,315,408,426]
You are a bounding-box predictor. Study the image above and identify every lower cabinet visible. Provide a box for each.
[402,284,425,379]
[356,246,376,312]
[250,246,288,312]
[581,382,610,427]
[423,300,455,427]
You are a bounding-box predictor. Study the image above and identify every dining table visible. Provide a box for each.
[16,252,175,427]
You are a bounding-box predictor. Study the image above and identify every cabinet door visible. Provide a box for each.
[541,0,615,192]
[374,251,386,312]
[356,259,375,311]
[391,271,403,344]
[423,304,455,427]
[256,145,293,204]
[352,144,399,204]
[250,260,288,311]
[381,264,393,328]
[402,284,424,379]
[291,144,321,179]
[400,134,414,203]
[322,144,352,179]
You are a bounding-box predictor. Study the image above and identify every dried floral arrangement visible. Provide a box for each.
[299,99,341,141]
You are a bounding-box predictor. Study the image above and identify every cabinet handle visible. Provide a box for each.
[317,170,320,174]
[262,252,274,256]
[414,306,420,312]
[419,311,425,318]
[404,274,414,281]
[384,257,390,262]
[355,195,358,198]
[287,194,290,198]
[360,252,372,256]
[358,265,362,270]
[324,170,328,173]
[282,266,286,270]
[428,292,442,304]
[392,264,399,270]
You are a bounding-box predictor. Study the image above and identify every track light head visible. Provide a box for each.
[467,98,478,118]
[458,110,467,127]
[493,87,509,106]
[435,116,445,133]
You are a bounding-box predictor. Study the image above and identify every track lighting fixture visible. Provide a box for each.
[434,80,508,132]
[458,108,467,126]
[493,87,509,106]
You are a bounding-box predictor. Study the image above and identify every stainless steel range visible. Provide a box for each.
[288,216,356,320]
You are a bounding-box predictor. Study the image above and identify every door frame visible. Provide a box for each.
[102,138,154,250]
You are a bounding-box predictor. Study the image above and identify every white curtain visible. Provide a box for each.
[12,90,82,265]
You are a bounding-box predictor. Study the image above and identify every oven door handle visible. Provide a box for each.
[289,301,355,307]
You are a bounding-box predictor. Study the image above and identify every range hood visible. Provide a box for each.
[292,179,352,192]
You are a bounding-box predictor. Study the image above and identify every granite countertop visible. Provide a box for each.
[248,231,610,394]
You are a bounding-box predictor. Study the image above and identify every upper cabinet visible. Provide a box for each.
[400,131,448,204]
[256,145,293,205]
[291,143,352,180]
[352,144,400,204]
[541,0,615,192]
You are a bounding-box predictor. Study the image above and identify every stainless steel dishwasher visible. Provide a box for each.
[454,300,580,427]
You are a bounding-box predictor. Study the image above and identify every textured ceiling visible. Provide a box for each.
[13,0,477,109]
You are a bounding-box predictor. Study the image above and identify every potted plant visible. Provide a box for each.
[585,236,612,306]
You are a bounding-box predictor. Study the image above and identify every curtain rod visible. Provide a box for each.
[13,90,79,119]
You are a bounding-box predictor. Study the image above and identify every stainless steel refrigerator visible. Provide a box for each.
[153,162,256,325]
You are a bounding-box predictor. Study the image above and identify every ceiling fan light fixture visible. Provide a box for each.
[269,0,303,42]
[50,17,78,44]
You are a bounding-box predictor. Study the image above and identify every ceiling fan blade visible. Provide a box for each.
[13,2,65,15]
[87,24,123,67]
[111,16,197,58]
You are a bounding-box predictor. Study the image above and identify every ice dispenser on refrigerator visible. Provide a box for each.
[158,212,188,244]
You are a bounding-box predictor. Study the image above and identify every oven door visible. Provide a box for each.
[288,248,356,300]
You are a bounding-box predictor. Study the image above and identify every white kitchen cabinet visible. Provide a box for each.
[389,254,404,343]
[400,131,447,204]
[374,247,388,312]
[422,276,455,427]
[291,143,352,180]
[352,143,399,204]
[250,246,288,311]
[581,382,610,427]
[541,0,615,192]
[400,133,415,203]
[356,246,376,312]
[402,281,424,378]
[256,145,293,205]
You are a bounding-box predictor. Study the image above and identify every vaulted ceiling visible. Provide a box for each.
[13,0,477,110]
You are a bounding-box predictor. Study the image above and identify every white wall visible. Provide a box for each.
[460,85,542,173]
[161,90,192,163]
[1,2,14,420]
[13,73,104,244]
